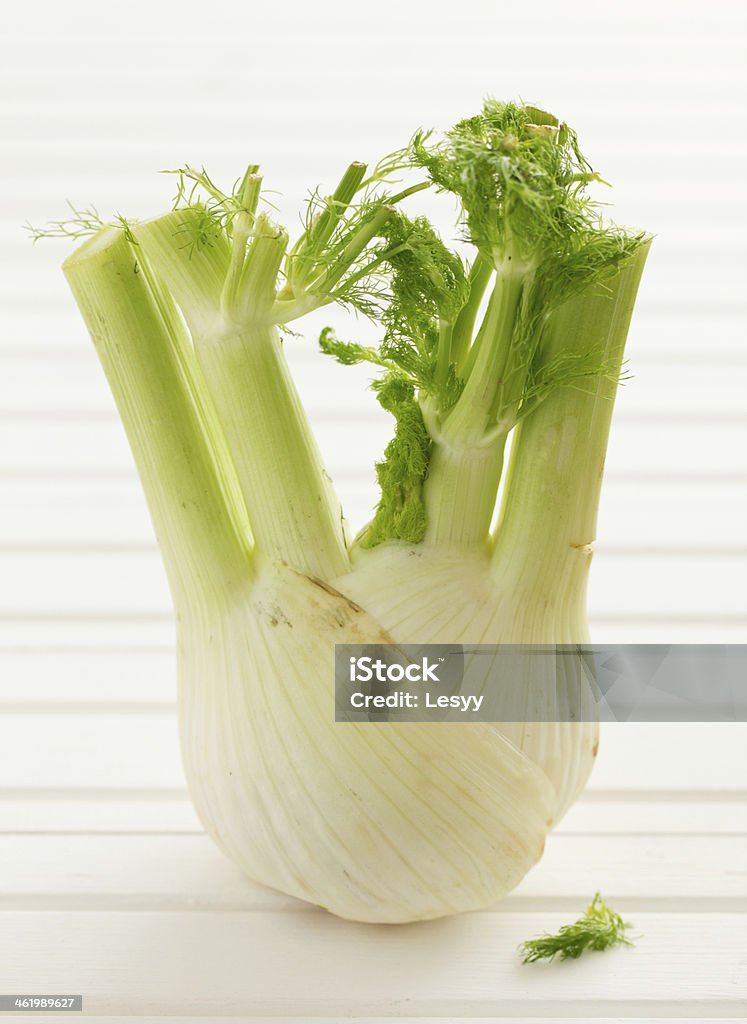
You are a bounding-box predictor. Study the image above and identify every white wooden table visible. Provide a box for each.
[2,0,746,1018]
[1,721,746,1018]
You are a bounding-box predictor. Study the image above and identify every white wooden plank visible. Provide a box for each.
[0,650,176,703]
[1,283,741,317]
[31,1018,747,1024]
[9,623,747,712]
[3,351,746,417]
[10,230,747,271]
[596,724,747,791]
[0,910,744,1016]
[13,1016,739,1024]
[7,156,746,217]
[2,479,747,551]
[0,418,386,479]
[3,7,741,39]
[7,34,741,65]
[21,1020,747,1024]
[595,481,747,549]
[1,793,744,837]
[0,481,156,545]
[3,126,742,169]
[3,312,744,358]
[10,173,744,238]
[4,118,747,161]
[560,794,747,836]
[0,796,199,833]
[8,132,738,198]
[0,617,174,649]
[5,169,747,223]
[0,713,185,789]
[1,22,744,64]
[1,14,742,62]
[0,832,744,911]
[2,3,745,43]
[582,622,747,643]
[2,418,745,478]
[0,551,173,614]
[5,153,746,204]
[0,833,299,911]
[5,254,747,309]
[6,174,747,210]
[585,552,747,617]
[2,549,745,618]
[1,88,743,130]
[1,616,744,650]
[3,0,745,37]
[7,99,740,125]
[0,713,744,792]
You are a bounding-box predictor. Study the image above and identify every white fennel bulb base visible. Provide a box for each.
[335,543,599,826]
[178,561,553,923]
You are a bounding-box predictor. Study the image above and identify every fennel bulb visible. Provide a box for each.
[53,101,649,922]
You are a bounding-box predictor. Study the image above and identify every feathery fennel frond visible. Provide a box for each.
[27,203,138,248]
[320,212,468,403]
[410,100,600,258]
[319,328,396,371]
[518,893,635,963]
[162,163,265,251]
[361,374,433,547]
[410,100,645,312]
[319,101,650,549]
[319,212,469,545]
[26,201,107,243]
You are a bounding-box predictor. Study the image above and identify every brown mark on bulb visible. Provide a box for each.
[305,573,364,614]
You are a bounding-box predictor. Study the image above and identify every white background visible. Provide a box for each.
[0,0,745,1019]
